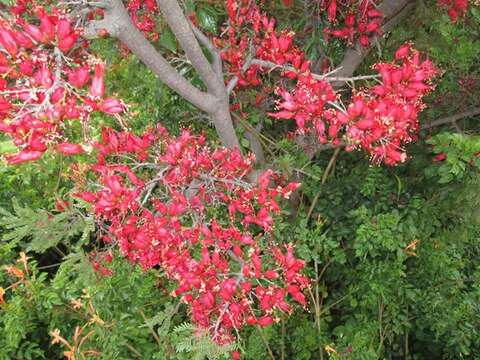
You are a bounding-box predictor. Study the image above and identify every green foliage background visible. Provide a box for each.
[1,1,480,359]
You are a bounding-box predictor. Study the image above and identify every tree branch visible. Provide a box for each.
[422,107,480,129]
[232,112,266,164]
[86,0,240,149]
[88,0,218,114]
[189,21,223,79]
[156,0,240,149]
[250,59,381,83]
[156,0,224,95]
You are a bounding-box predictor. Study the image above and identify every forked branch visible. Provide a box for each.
[87,0,240,149]
[156,0,225,95]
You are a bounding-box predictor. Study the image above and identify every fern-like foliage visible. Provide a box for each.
[0,199,94,253]
[174,323,238,360]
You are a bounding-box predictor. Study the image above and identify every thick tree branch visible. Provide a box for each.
[189,21,223,79]
[332,0,415,89]
[87,0,218,114]
[155,0,240,149]
[250,59,381,83]
[86,0,240,149]
[422,107,480,129]
[210,103,241,149]
[156,0,224,95]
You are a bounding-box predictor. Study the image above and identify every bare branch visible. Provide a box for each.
[226,57,378,96]
[422,107,480,129]
[156,0,225,95]
[189,21,223,79]
[155,0,240,149]
[89,0,218,114]
[249,59,381,83]
[85,0,241,149]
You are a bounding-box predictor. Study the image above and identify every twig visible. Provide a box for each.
[377,300,385,354]
[249,59,380,83]
[37,262,63,270]
[421,107,480,129]
[404,306,409,358]
[256,325,276,360]
[227,47,255,94]
[53,246,67,258]
[124,342,142,358]
[305,147,341,360]
[318,293,350,317]
[306,147,341,222]
[139,310,162,347]
[314,260,324,360]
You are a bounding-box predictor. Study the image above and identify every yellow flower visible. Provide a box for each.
[3,265,24,279]
[70,299,83,310]
[324,344,338,355]
[0,287,5,307]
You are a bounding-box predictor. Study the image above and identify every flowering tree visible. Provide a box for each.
[0,0,478,356]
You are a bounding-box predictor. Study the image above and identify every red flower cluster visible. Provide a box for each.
[438,0,469,22]
[220,1,439,165]
[0,5,126,164]
[342,44,438,164]
[126,0,159,41]
[75,127,308,343]
[322,0,384,48]
[90,250,114,277]
[219,0,309,88]
[268,44,438,165]
[269,75,339,144]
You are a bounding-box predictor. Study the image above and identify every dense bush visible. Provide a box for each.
[1,0,479,359]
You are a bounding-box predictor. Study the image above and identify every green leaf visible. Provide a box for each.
[197,7,218,34]
[184,0,196,13]
[241,138,250,148]
[158,28,177,53]
[0,200,89,253]
[0,140,17,154]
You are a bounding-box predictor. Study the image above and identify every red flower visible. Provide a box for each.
[67,66,90,88]
[90,64,105,98]
[58,33,78,53]
[438,0,468,22]
[6,150,43,164]
[99,98,125,115]
[0,28,18,57]
[22,22,45,43]
[37,9,55,43]
[57,142,85,155]
[75,127,308,342]
[257,315,274,327]
[433,152,447,162]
